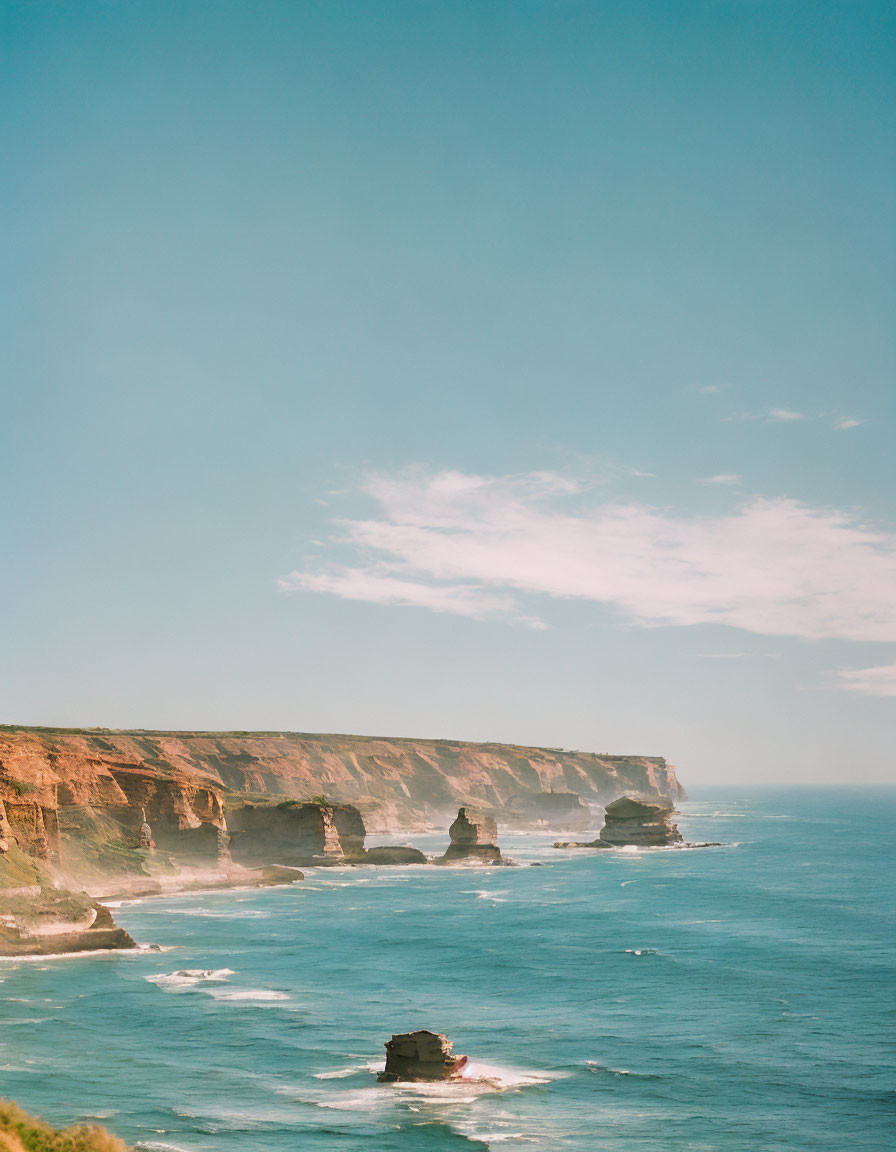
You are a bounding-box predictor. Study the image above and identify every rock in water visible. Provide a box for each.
[378,1030,467,1082]
[249,864,305,885]
[598,796,683,846]
[365,846,427,865]
[553,794,683,848]
[436,807,504,864]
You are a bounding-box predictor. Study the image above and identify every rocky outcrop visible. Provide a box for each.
[378,1031,467,1082]
[251,864,305,885]
[554,795,684,849]
[227,801,367,866]
[0,840,136,956]
[502,790,592,830]
[597,796,683,846]
[435,807,504,865]
[0,892,135,956]
[365,845,427,865]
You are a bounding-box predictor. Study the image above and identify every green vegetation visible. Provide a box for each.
[0,1100,128,1151]
[0,844,46,891]
[6,781,37,797]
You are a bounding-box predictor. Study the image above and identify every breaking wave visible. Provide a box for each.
[146,968,235,989]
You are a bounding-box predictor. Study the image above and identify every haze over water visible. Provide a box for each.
[1,790,892,1152]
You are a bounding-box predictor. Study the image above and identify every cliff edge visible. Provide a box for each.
[0,725,684,897]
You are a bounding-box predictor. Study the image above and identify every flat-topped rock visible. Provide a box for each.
[249,864,305,885]
[378,1030,467,1082]
[599,795,683,846]
[554,794,683,849]
[365,846,427,865]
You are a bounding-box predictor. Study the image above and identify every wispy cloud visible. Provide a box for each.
[722,408,805,423]
[837,661,896,697]
[767,408,805,423]
[280,467,896,645]
[696,651,781,660]
[724,408,868,430]
[697,474,742,486]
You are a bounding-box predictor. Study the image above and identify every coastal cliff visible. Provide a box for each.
[0,726,684,844]
[0,725,685,915]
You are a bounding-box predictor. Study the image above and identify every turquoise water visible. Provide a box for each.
[1,790,893,1151]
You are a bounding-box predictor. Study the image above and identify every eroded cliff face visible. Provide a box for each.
[0,725,684,877]
[0,729,229,876]
[228,801,367,866]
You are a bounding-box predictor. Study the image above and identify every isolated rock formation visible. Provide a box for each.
[435,807,504,864]
[365,845,427,865]
[598,796,683,846]
[554,795,684,849]
[378,1030,467,1082]
[227,801,366,866]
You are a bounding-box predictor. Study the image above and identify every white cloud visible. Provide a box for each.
[837,662,896,697]
[698,474,742,486]
[767,408,805,422]
[280,468,896,644]
[834,417,866,431]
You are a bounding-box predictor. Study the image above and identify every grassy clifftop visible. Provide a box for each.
[0,1101,128,1152]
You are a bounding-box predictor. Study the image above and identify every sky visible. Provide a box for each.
[2,1,894,786]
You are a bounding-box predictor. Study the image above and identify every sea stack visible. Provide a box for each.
[598,796,683,846]
[378,1030,467,1082]
[554,795,684,849]
[435,807,503,864]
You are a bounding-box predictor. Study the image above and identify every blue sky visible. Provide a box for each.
[3,1,894,785]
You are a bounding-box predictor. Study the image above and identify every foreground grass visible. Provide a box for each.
[0,1101,128,1152]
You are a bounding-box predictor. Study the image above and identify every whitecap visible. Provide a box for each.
[461,1134,526,1145]
[206,987,289,1002]
[135,1142,198,1151]
[624,948,659,957]
[457,1060,553,1088]
[586,1060,663,1081]
[313,1064,370,1079]
[146,968,235,989]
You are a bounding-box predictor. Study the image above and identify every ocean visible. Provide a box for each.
[1,790,893,1151]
